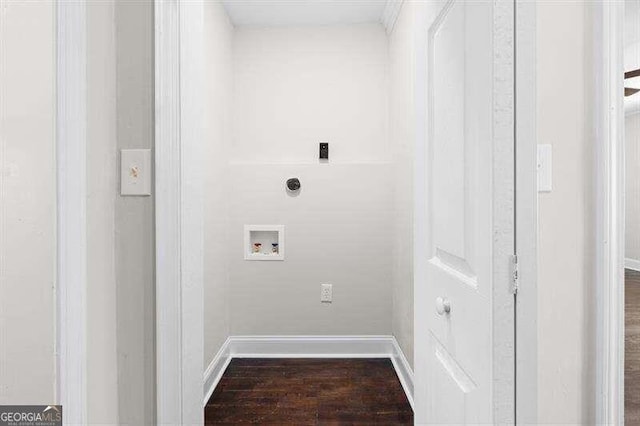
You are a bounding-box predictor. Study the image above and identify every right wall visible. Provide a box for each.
[627,114,640,264]
[537,1,594,423]
[626,0,640,265]
[389,2,418,368]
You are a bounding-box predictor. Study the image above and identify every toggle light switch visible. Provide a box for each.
[121,149,151,196]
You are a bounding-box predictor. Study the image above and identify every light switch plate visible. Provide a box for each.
[121,149,151,196]
[537,144,552,193]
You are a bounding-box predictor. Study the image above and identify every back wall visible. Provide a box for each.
[228,24,393,335]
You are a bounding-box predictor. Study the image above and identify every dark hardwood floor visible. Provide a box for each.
[204,358,413,425]
[627,269,640,425]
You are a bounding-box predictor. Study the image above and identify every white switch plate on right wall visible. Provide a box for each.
[537,144,552,192]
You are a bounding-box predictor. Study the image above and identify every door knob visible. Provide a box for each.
[436,297,451,315]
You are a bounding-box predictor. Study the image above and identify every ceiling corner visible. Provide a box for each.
[381,0,404,34]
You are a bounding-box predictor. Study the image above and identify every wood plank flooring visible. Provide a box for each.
[204,358,413,425]
[626,269,640,424]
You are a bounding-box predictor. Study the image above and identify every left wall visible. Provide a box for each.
[87,0,119,423]
[87,0,156,423]
[203,0,234,370]
[114,0,156,423]
[0,0,156,420]
[0,0,56,404]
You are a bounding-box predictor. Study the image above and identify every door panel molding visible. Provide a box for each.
[431,249,478,289]
[433,333,478,393]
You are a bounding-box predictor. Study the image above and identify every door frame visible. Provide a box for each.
[154,0,205,424]
[56,0,88,423]
[153,0,538,424]
[514,1,538,424]
[592,1,625,424]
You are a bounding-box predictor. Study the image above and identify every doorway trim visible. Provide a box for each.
[515,0,538,423]
[154,0,539,423]
[56,0,88,423]
[154,0,205,424]
[592,1,625,424]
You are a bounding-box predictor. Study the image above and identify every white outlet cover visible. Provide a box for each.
[321,283,332,303]
[121,149,151,196]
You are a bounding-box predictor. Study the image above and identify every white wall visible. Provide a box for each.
[228,24,393,336]
[627,113,640,264]
[114,1,156,424]
[87,1,156,423]
[231,25,389,163]
[388,2,416,368]
[203,0,234,367]
[87,0,119,423]
[87,1,158,423]
[0,0,56,404]
[228,163,393,335]
[537,1,594,423]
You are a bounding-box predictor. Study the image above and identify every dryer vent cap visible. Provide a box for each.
[286,178,301,191]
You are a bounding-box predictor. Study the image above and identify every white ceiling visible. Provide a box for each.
[221,0,388,27]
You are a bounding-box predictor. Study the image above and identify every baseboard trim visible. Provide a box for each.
[626,258,640,272]
[202,335,414,409]
[390,338,414,410]
[229,335,394,358]
[203,337,232,406]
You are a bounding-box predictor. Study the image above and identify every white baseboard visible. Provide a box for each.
[626,258,640,272]
[229,335,395,358]
[202,335,414,410]
[203,337,232,406]
[390,338,414,409]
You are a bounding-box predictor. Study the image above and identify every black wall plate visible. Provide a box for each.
[319,142,329,160]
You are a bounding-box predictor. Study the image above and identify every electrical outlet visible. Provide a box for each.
[321,284,332,303]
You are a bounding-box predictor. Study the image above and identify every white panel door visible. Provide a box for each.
[414,0,515,424]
